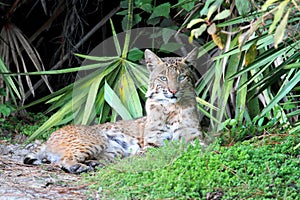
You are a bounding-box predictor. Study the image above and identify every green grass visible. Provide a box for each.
[83,134,299,199]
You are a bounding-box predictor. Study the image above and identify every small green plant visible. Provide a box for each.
[82,133,299,199]
[0,112,53,141]
[0,103,14,118]
[0,88,15,119]
[221,115,291,145]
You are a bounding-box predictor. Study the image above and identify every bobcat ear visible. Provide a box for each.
[182,48,198,65]
[144,49,163,72]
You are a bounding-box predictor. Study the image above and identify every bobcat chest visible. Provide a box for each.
[150,102,183,130]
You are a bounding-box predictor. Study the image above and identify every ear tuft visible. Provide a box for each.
[144,49,163,72]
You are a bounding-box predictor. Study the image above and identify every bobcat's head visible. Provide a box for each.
[144,48,198,103]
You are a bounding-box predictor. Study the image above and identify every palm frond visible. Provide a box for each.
[0,23,53,105]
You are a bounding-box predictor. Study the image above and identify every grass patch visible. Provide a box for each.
[83,134,299,199]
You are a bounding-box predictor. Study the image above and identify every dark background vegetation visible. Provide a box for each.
[1,0,300,140]
[1,0,122,107]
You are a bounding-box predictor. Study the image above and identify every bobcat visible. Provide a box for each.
[24,49,206,174]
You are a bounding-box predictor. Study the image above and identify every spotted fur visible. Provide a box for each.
[24,49,206,174]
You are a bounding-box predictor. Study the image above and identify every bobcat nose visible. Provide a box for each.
[169,89,177,94]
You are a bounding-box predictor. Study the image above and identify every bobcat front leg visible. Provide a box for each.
[172,124,206,149]
[172,106,206,148]
[144,119,172,147]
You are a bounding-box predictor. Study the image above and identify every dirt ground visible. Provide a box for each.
[0,140,224,200]
[0,141,99,200]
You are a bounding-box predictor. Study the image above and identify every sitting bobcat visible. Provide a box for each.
[24,48,206,173]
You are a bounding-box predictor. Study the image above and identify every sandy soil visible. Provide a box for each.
[0,141,99,200]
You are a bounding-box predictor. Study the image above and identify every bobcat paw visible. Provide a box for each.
[24,154,41,165]
[65,163,92,174]
[24,156,37,164]
[84,160,105,168]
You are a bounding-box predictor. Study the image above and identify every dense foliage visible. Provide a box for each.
[83,134,299,199]
[1,0,299,141]
[0,112,52,142]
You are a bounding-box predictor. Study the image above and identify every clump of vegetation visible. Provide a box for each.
[221,115,291,145]
[83,133,299,199]
[0,112,52,141]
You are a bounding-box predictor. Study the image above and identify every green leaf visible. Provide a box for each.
[217,12,257,27]
[196,97,219,111]
[0,58,21,100]
[274,8,290,48]
[116,10,128,15]
[162,28,175,44]
[119,65,143,118]
[159,43,184,53]
[134,14,142,26]
[180,0,194,11]
[120,0,128,8]
[206,0,224,20]
[235,0,250,16]
[217,34,239,126]
[191,24,207,38]
[125,61,149,88]
[0,62,115,76]
[200,0,216,16]
[207,4,218,20]
[104,82,133,120]
[213,9,231,21]
[149,3,170,19]
[262,0,280,11]
[140,3,152,13]
[284,62,300,69]
[236,59,248,122]
[147,18,160,26]
[122,0,133,58]
[127,48,143,62]
[197,103,220,124]
[81,78,102,125]
[268,0,289,34]
[136,0,152,5]
[229,45,288,80]
[0,88,5,96]
[27,102,74,142]
[0,104,11,116]
[187,18,205,29]
[215,34,273,60]
[122,13,142,31]
[261,69,300,117]
[110,19,121,56]
[75,54,118,61]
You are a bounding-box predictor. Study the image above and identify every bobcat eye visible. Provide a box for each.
[178,74,186,81]
[160,76,167,81]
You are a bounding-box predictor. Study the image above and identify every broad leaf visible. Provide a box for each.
[213,9,231,21]
[235,0,250,15]
[187,18,205,29]
[104,82,133,120]
[149,3,170,19]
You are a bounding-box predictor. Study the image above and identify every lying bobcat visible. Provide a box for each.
[24,49,206,173]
